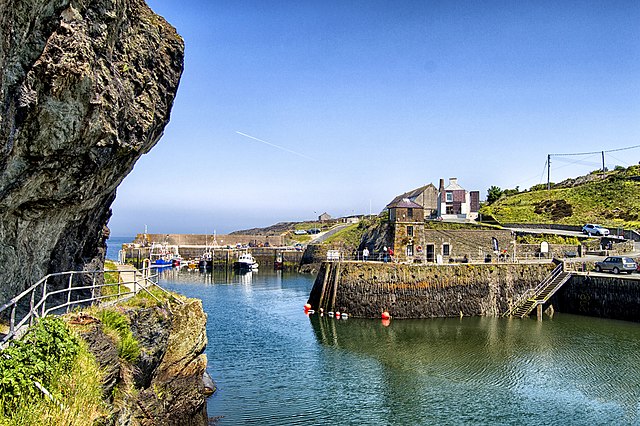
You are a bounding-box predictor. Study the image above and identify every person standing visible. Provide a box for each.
[383,246,388,263]
[363,247,369,262]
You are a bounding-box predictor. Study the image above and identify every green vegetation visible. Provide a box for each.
[122,285,180,309]
[321,217,382,248]
[0,317,106,425]
[424,221,502,230]
[322,223,361,247]
[97,309,140,363]
[102,260,125,301]
[480,165,640,229]
[516,234,580,245]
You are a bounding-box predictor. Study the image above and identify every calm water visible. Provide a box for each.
[159,269,640,425]
[106,236,133,261]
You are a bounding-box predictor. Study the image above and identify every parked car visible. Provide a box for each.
[582,224,610,236]
[594,256,637,274]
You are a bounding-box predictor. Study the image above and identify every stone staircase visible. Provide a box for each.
[505,263,572,318]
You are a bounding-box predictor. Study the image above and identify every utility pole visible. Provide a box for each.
[602,151,606,178]
[547,154,551,191]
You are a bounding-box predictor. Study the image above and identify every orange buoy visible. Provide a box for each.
[381,311,391,320]
[304,303,312,311]
[382,318,391,327]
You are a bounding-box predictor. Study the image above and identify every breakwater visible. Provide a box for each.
[552,274,640,322]
[121,245,303,270]
[307,261,555,318]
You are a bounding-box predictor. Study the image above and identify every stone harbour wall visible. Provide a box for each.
[308,261,555,318]
[551,275,640,322]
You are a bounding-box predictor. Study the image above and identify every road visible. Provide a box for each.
[310,224,352,244]
[505,227,585,238]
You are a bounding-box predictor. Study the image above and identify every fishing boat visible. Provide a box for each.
[150,243,177,266]
[198,249,214,270]
[234,252,259,271]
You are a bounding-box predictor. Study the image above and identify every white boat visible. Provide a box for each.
[235,252,259,271]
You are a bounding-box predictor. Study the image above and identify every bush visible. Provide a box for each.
[0,317,79,412]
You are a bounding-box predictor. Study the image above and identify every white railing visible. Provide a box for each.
[504,262,564,317]
[0,263,174,346]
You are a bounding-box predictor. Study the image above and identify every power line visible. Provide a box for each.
[546,143,640,189]
[550,144,640,157]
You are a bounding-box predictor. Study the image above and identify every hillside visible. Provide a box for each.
[480,165,640,230]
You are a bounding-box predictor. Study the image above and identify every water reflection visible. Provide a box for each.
[310,315,640,424]
[161,271,640,425]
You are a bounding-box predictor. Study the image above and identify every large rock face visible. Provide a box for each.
[0,0,183,300]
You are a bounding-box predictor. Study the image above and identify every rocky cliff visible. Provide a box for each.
[0,0,183,301]
[75,298,210,425]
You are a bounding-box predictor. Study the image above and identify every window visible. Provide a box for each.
[407,244,414,257]
[446,206,454,214]
[407,208,413,218]
[446,192,453,202]
[407,225,414,237]
[443,243,450,256]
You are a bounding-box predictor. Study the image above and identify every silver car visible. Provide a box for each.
[582,224,610,236]
[594,256,637,274]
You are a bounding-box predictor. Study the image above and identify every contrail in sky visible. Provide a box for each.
[236,131,315,161]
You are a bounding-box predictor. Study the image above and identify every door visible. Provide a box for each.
[426,244,435,262]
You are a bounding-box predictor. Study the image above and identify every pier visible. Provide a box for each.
[119,233,303,270]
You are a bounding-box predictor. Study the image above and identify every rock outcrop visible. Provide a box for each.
[74,298,209,425]
[0,0,184,301]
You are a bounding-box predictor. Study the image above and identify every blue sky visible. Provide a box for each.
[108,0,640,236]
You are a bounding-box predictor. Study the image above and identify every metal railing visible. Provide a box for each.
[0,263,173,346]
[503,262,564,317]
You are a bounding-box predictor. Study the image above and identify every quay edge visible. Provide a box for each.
[308,261,555,319]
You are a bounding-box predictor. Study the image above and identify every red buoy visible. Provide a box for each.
[304,303,312,311]
[381,311,391,320]
[382,319,391,327]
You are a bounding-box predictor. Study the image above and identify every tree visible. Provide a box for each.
[486,186,503,204]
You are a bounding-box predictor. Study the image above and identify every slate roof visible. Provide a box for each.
[386,183,436,207]
[386,198,423,209]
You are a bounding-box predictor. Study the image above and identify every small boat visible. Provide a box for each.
[234,252,259,271]
[198,249,214,270]
[274,253,284,270]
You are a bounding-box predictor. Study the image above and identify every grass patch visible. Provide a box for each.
[102,260,124,301]
[322,223,361,247]
[0,317,107,425]
[516,234,581,245]
[480,165,640,229]
[97,309,140,363]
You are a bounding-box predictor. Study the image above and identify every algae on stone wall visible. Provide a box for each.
[309,261,555,319]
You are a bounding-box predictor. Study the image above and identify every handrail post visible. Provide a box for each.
[91,271,97,303]
[29,289,35,326]
[66,273,73,313]
[10,302,16,337]
[134,270,138,294]
[41,277,48,316]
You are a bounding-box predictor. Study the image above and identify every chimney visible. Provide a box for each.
[449,177,458,186]
[439,178,444,192]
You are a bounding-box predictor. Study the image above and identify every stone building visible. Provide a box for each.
[318,212,332,222]
[387,184,439,218]
[386,198,426,263]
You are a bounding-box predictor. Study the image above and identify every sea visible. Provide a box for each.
[105,236,134,261]
[157,268,640,426]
